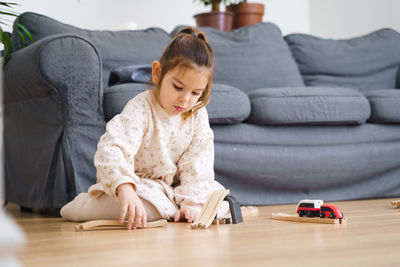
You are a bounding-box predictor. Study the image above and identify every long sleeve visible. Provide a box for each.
[174,108,224,209]
[92,94,148,198]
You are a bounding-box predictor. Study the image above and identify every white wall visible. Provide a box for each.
[2,0,400,44]
[4,0,310,35]
[5,0,210,32]
[260,0,310,35]
[309,0,400,38]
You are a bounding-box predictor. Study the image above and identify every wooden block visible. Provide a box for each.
[272,213,347,224]
[75,219,168,231]
[391,200,400,208]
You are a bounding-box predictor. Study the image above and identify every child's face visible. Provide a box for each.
[155,64,210,116]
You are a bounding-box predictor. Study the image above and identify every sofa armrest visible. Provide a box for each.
[4,34,102,103]
[4,34,106,208]
[397,66,400,89]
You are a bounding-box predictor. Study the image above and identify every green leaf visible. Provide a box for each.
[1,27,12,66]
[15,22,33,44]
[0,10,18,17]
[0,3,18,8]
[15,28,25,47]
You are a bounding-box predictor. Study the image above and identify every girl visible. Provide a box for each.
[61,27,228,229]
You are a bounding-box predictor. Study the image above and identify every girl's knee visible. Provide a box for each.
[60,193,88,221]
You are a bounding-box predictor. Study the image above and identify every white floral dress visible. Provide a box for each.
[88,89,225,220]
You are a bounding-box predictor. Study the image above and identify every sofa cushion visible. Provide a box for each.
[172,23,304,92]
[207,84,251,124]
[365,89,400,123]
[12,12,170,87]
[104,83,250,124]
[285,29,400,92]
[246,87,371,125]
[103,83,150,121]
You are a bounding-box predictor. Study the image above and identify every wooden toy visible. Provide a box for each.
[75,190,258,231]
[272,199,346,224]
[272,213,347,224]
[191,189,258,229]
[296,199,323,217]
[75,219,168,231]
[392,200,400,208]
[191,189,230,229]
[213,206,259,225]
[320,204,343,219]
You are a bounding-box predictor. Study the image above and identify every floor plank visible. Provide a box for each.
[5,198,400,267]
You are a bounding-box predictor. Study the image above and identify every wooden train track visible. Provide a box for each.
[392,200,400,208]
[213,206,259,225]
[75,219,168,231]
[192,189,230,229]
[75,190,258,231]
[272,213,347,224]
[191,189,259,229]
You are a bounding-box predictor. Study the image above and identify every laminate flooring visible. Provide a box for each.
[5,197,400,267]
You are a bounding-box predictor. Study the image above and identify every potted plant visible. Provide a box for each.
[226,0,264,29]
[0,1,33,67]
[193,0,235,32]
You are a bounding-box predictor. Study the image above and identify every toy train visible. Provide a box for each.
[296,199,343,219]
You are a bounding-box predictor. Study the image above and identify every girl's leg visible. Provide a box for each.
[60,193,162,222]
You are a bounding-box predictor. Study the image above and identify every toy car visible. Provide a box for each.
[296,199,323,217]
[319,204,343,219]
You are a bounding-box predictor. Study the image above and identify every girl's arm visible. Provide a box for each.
[174,108,225,216]
[93,95,148,198]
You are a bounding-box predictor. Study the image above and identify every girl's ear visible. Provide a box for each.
[152,61,161,85]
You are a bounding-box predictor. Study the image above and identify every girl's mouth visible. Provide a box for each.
[174,106,185,112]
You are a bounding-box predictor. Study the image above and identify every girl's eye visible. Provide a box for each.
[173,84,183,90]
[192,92,201,96]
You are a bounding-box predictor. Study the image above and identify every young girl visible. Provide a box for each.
[60,27,228,229]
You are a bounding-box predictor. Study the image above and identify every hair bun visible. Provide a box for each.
[177,27,207,42]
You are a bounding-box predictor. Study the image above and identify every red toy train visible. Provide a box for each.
[296,199,343,219]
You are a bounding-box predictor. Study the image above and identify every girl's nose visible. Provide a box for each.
[179,93,190,103]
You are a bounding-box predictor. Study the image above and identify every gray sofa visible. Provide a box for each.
[4,12,400,209]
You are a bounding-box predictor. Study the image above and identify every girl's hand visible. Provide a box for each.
[174,205,202,223]
[116,183,147,229]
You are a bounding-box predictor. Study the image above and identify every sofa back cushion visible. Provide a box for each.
[246,87,371,125]
[104,83,250,124]
[172,23,304,92]
[285,29,400,93]
[12,12,171,87]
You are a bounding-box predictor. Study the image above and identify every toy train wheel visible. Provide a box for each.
[320,212,325,218]
[329,212,336,219]
[299,211,304,217]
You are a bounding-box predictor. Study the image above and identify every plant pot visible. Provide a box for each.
[193,11,234,32]
[227,3,264,29]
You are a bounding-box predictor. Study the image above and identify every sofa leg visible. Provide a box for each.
[20,206,33,212]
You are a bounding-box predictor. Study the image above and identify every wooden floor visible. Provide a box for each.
[5,198,400,267]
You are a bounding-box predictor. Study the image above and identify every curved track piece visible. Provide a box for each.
[191,189,230,229]
[75,219,168,231]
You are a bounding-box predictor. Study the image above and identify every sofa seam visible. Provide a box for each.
[248,95,365,99]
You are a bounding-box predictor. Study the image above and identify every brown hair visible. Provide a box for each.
[152,27,214,120]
